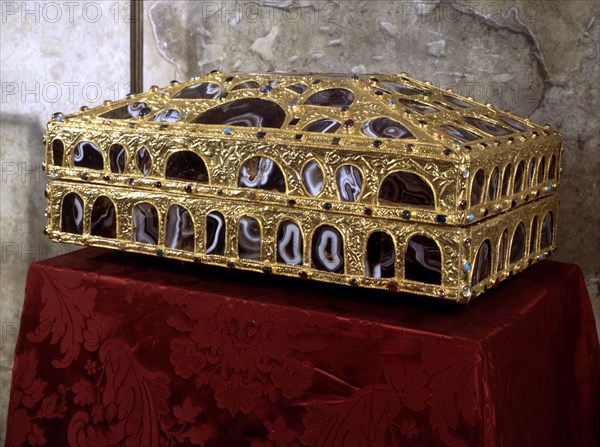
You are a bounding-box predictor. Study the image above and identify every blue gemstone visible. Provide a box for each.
[545,185,552,192]
[256,131,266,139]
[452,140,460,146]
[373,140,382,148]
[436,214,447,224]
[223,127,232,135]
[538,254,544,260]
[463,261,471,272]
[260,86,272,94]
[467,214,475,222]
[389,100,396,105]
[323,202,332,210]
[443,148,452,156]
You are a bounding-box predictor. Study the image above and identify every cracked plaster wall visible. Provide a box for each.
[1,0,598,443]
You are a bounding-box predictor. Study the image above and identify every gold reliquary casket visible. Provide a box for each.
[43,72,561,302]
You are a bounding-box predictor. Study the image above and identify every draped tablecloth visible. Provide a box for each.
[4,248,599,446]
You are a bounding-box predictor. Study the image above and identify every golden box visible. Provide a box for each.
[43,72,561,302]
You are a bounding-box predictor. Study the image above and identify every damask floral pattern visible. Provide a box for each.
[4,249,600,446]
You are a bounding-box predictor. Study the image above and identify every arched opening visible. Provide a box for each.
[509,223,526,264]
[166,151,209,183]
[471,169,485,206]
[473,240,492,284]
[498,229,508,271]
[526,158,535,189]
[174,82,221,99]
[501,164,512,197]
[61,192,84,234]
[239,156,286,192]
[136,147,152,176]
[405,235,441,284]
[548,155,557,180]
[365,232,396,279]
[73,141,103,170]
[165,205,194,251]
[514,161,525,194]
[336,165,363,202]
[193,98,286,128]
[530,216,539,254]
[537,157,546,184]
[378,171,434,208]
[304,88,354,107]
[109,144,127,174]
[540,212,554,249]
[277,220,303,265]
[52,139,64,166]
[488,167,499,201]
[132,202,159,244]
[312,225,344,273]
[90,196,116,238]
[302,160,324,196]
[238,216,261,259]
[206,211,225,255]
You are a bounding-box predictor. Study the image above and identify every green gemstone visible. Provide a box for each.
[401,210,411,220]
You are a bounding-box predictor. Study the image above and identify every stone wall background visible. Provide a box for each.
[1,0,598,443]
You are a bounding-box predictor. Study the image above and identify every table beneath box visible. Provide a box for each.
[4,248,599,447]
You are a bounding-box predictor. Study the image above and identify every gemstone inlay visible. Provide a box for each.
[312,225,344,273]
[238,216,261,259]
[165,151,209,183]
[365,231,395,278]
[206,211,225,255]
[362,117,414,139]
[90,196,116,238]
[132,202,159,245]
[61,192,84,234]
[165,205,194,251]
[336,165,363,202]
[239,156,285,192]
[73,141,103,170]
[379,171,434,208]
[302,160,324,196]
[405,235,442,285]
[277,220,303,265]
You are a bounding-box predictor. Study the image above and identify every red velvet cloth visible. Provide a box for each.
[4,248,599,447]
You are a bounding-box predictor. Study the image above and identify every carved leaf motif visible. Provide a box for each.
[301,384,401,447]
[26,269,97,368]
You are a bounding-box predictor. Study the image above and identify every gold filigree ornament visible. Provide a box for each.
[43,72,561,302]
